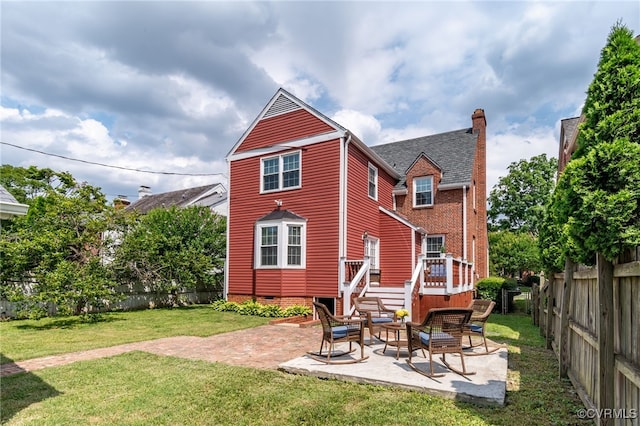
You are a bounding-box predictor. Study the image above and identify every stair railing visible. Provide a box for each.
[340,257,370,316]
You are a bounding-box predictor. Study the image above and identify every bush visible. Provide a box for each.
[210,300,311,318]
[475,277,505,301]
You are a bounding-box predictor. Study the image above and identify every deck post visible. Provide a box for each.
[445,254,454,294]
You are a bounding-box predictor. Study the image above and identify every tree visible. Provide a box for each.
[0,164,75,205]
[0,167,120,318]
[544,23,640,268]
[543,24,640,412]
[487,154,557,236]
[111,206,226,303]
[489,231,541,278]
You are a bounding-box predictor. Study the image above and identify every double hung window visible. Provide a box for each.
[413,176,434,207]
[368,163,378,200]
[255,220,306,268]
[261,151,301,192]
[425,235,445,258]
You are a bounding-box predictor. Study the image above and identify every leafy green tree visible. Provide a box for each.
[487,154,557,236]
[111,206,226,301]
[0,164,75,204]
[544,24,640,268]
[489,231,541,278]
[0,167,119,318]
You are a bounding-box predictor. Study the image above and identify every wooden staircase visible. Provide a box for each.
[364,286,406,311]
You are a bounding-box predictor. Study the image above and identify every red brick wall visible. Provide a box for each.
[227,294,314,309]
[395,156,465,258]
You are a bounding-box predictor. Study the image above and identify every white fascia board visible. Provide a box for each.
[227,130,345,162]
[185,183,227,206]
[378,206,425,234]
[0,201,28,218]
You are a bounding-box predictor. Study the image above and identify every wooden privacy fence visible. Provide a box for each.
[533,247,640,425]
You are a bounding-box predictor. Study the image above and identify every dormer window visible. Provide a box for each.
[261,151,301,193]
[413,176,434,207]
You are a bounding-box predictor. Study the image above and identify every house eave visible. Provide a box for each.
[0,201,29,219]
[226,130,345,162]
[379,206,425,233]
[348,133,401,180]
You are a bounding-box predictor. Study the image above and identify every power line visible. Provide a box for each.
[1,141,227,177]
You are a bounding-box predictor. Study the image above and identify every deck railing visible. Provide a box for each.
[339,254,474,316]
[421,254,474,295]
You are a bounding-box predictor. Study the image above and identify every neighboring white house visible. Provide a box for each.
[124,184,228,216]
[0,184,28,220]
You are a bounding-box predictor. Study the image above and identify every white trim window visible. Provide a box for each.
[261,151,301,193]
[255,220,306,269]
[413,176,433,207]
[425,235,445,258]
[368,163,378,200]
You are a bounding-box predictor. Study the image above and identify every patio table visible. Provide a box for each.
[381,322,409,359]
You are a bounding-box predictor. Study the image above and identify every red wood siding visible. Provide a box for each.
[235,109,335,153]
[378,211,414,286]
[227,140,342,299]
[345,143,396,259]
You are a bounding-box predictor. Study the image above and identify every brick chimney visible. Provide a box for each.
[138,185,152,199]
[113,195,131,209]
[471,108,488,279]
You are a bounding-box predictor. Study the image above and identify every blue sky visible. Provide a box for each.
[1,1,638,201]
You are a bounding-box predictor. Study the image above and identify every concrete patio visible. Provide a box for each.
[279,338,508,407]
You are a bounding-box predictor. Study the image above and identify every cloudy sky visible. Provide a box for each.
[1,1,638,202]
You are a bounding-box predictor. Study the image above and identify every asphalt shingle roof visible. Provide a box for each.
[257,208,306,222]
[370,128,478,188]
[126,184,226,214]
[0,184,20,204]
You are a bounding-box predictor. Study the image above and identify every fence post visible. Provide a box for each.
[531,284,539,326]
[597,252,614,425]
[545,274,554,350]
[559,258,575,378]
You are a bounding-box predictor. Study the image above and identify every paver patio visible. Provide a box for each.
[1,323,507,405]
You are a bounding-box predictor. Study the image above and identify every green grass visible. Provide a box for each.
[0,308,589,425]
[0,305,270,363]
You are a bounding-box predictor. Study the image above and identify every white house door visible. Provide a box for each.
[364,237,379,271]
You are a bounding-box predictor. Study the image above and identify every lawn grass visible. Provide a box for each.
[1,307,589,425]
[0,305,270,363]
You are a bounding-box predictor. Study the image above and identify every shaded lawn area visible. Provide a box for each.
[1,309,589,425]
[0,306,270,363]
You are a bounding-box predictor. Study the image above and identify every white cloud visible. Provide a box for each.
[1,1,638,200]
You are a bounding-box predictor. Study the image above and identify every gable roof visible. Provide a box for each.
[126,184,226,214]
[370,128,478,189]
[227,88,347,158]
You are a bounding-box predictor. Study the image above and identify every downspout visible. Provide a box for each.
[411,227,416,270]
[463,185,468,260]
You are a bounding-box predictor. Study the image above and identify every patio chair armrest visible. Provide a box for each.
[339,317,367,326]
